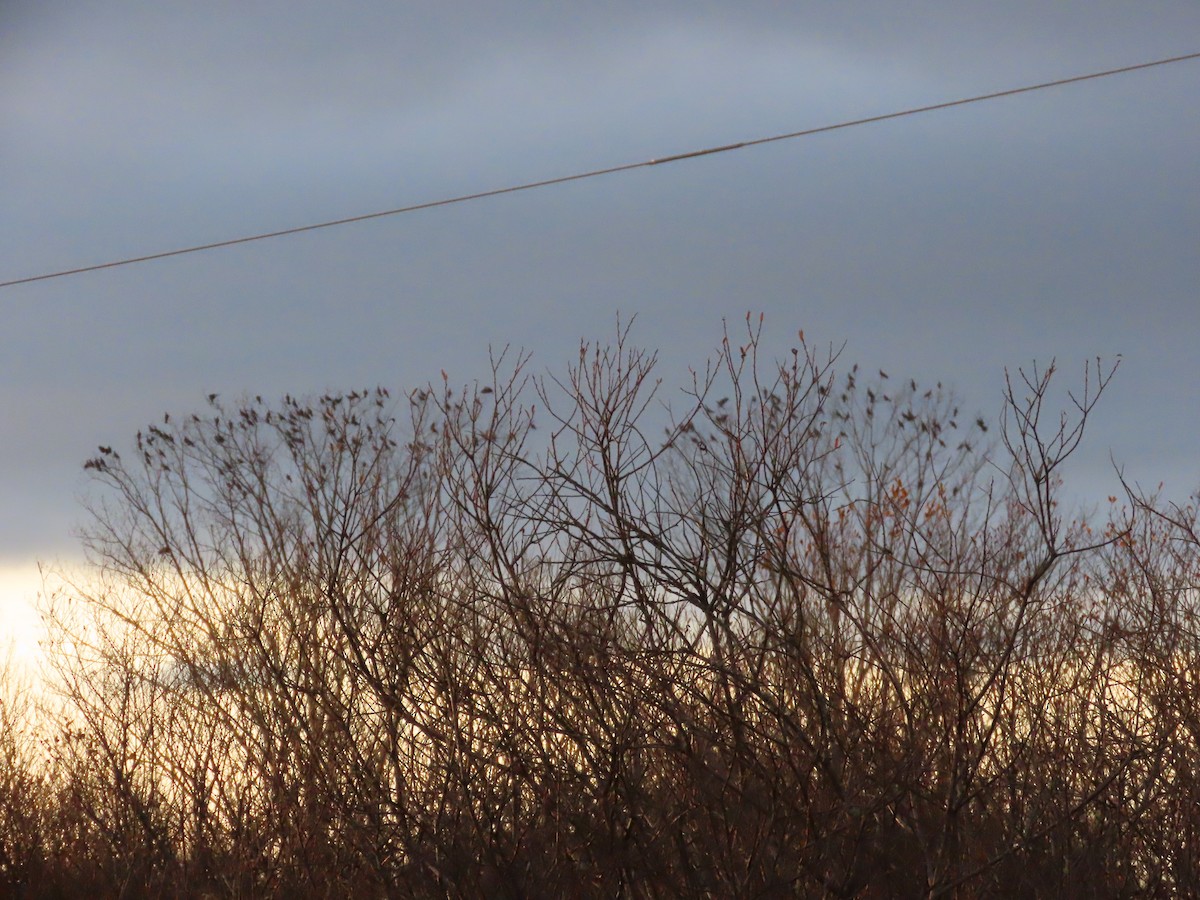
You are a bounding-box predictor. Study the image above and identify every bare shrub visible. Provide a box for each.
[16,317,1197,897]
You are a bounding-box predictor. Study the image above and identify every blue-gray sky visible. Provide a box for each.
[2,2,1198,656]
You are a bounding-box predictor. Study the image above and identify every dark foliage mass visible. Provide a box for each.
[4,319,1199,897]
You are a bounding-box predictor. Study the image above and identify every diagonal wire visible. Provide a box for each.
[3,50,1198,290]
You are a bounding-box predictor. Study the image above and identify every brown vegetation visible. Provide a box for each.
[4,318,1199,897]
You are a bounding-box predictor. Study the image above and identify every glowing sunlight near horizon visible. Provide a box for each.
[0,563,49,675]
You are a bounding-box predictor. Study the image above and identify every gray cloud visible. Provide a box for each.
[1,0,1198,573]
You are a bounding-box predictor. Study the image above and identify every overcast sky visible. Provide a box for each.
[2,2,1198,662]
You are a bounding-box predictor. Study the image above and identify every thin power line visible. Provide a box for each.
[4,51,1198,291]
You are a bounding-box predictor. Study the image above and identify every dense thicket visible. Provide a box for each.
[4,319,1199,897]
